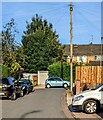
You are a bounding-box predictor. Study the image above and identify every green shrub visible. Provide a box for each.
[0,64,9,77]
[48,62,70,81]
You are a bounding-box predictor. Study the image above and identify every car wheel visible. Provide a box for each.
[63,83,68,88]
[26,89,29,95]
[32,87,35,92]
[11,92,16,100]
[84,100,97,114]
[46,84,51,88]
[20,90,24,97]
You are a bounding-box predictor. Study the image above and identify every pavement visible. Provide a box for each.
[66,91,103,120]
[34,84,45,89]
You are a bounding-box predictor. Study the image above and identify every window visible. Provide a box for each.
[48,78,54,81]
[94,55,103,61]
[77,56,87,62]
[55,78,62,81]
[94,56,97,61]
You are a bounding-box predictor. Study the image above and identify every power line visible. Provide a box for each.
[2,4,68,17]
[75,4,100,18]
[2,5,68,24]
[53,10,69,26]
[2,6,69,29]
[75,7,100,33]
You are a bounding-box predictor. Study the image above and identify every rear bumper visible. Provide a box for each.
[0,91,10,97]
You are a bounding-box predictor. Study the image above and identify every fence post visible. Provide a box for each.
[75,80,81,94]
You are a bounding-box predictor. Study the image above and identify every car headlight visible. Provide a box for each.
[74,95,84,102]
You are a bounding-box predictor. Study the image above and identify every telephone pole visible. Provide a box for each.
[100,36,103,66]
[70,1,73,91]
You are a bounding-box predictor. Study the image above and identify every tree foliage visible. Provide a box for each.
[2,18,18,53]
[22,14,63,73]
[0,64,9,77]
[48,62,77,82]
[2,18,20,75]
[15,45,26,69]
[48,62,70,81]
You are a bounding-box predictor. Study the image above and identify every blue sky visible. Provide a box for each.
[102,1,103,37]
[2,2,101,45]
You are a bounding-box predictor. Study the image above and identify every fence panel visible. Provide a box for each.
[76,66,103,85]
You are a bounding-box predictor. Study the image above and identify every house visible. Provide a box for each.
[64,44,103,66]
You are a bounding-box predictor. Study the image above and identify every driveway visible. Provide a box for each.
[2,88,68,119]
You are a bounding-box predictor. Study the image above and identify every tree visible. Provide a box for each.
[22,14,63,73]
[48,61,70,81]
[2,18,20,75]
[0,65,9,77]
[15,45,27,69]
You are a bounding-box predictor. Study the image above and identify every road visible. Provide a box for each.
[2,88,68,119]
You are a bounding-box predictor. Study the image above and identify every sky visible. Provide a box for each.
[1,1,102,45]
[102,1,103,38]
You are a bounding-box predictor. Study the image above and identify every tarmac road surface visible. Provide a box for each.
[2,88,69,119]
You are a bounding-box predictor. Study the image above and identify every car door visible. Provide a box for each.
[54,78,63,87]
[48,78,56,87]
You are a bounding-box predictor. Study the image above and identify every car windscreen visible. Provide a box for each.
[20,79,30,83]
[47,78,55,81]
[18,81,25,84]
[91,84,103,90]
[55,78,62,81]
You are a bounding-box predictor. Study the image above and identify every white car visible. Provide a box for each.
[72,84,103,114]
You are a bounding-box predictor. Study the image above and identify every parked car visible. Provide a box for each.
[0,77,24,100]
[45,77,70,88]
[17,78,34,94]
[14,80,27,96]
[72,83,103,114]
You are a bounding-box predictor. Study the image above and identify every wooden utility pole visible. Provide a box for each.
[101,37,103,66]
[70,1,73,91]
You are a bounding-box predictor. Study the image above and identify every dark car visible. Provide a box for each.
[17,78,34,94]
[0,77,24,100]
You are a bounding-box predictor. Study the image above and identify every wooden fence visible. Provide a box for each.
[76,66,103,85]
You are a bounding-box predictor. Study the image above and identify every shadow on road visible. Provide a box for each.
[19,110,42,119]
[68,104,81,112]
[46,86,70,90]
[0,97,11,100]
[97,109,103,119]
[69,104,103,119]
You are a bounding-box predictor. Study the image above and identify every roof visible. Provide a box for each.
[64,44,103,56]
[89,61,103,66]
